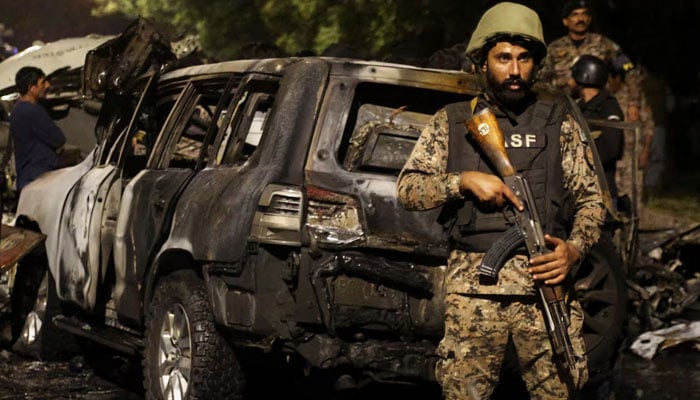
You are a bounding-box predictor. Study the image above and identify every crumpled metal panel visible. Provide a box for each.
[628,225,700,351]
[83,19,175,98]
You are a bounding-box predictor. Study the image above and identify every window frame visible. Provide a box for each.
[210,74,280,168]
[95,73,158,167]
[150,74,237,170]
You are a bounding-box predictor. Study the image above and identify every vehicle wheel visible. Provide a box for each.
[10,253,46,343]
[10,253,78,360]
[144,270,245,400]
[573,234,627,374]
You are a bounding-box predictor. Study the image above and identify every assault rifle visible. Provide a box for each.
[464,107,584,384]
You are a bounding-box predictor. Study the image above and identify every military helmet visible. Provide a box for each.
[571,55,609,87]
[465,2,547,64]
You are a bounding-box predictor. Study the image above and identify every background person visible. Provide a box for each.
[397,3,605,398]
[608,54,656,218]
[571,54,624,206]
[9,66,66,193]
[539,0,623,95]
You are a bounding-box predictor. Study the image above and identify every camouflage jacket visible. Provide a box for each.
[619,68,645,109]
[613,79,655,137]
[539,33,620,95]
[397,102,605,295]
[613,80,656,199]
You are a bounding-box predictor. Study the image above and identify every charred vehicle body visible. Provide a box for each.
[11,22,627,399]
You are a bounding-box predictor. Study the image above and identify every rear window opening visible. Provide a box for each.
[339,82,471,175]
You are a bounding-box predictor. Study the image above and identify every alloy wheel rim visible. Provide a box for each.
[157,303,192,400]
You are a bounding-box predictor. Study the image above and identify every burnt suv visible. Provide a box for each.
[12,22,626,399]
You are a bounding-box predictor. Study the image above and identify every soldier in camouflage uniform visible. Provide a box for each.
[609,54,655,215]
[539,0,619,95]
[397,3,605,399]
[538,0,645,118]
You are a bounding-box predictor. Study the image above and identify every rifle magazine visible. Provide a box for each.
[478,225,524,278]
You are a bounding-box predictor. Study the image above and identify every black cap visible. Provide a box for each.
[562,0,590,18]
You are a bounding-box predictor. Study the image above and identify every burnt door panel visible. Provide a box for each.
[165,77,283,264]
[113,76,233,323]
[55,74,159,310]
[113,169,192,323]
[55,165,118,309]
[302,78,472,336]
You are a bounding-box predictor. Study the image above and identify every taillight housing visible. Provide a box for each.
[305,186,365,247]
[250,184,303,246]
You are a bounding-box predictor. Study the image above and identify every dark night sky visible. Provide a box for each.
[1,0,131,50]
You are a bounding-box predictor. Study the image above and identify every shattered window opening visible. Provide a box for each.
[165,78,232,169]
[216,91,248,165]
[97,75,155,167]
[338,82,471,175]
[218,80,279,166]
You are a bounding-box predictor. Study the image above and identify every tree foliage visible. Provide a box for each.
[91,0,483,61]
[89,0,698,96]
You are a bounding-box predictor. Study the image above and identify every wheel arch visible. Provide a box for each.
[143,247,203,319]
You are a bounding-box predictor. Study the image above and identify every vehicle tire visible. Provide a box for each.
[144,270,245,400]
[10,253,78,360]
[573,233,627,374]
[10,252,46,343]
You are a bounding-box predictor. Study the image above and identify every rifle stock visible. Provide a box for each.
[465,108,516,177]
[464,107,584,385]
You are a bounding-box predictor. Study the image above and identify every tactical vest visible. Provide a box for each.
[443,95,573,252]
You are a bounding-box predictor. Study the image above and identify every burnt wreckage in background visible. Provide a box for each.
[9,20,627,399]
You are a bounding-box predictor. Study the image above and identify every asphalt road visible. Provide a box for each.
[1,342,700,399]
[1,301,699,398]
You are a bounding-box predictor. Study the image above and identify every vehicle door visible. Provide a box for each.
[51,17,175,310]
[112,74,237,323]
[54,74,159,310]
[158,73,286,266]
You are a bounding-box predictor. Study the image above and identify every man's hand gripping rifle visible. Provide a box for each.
[464,107,584,382]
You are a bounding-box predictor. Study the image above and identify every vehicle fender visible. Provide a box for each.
[142,244,198,314]
[15,149,95,287]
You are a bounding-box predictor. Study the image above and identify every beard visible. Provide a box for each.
[485,70,533,110]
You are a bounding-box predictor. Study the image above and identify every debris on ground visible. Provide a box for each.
[627,222,700,358]
[630,320,700,360]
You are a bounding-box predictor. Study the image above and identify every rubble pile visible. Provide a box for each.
[627,224,700,359]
